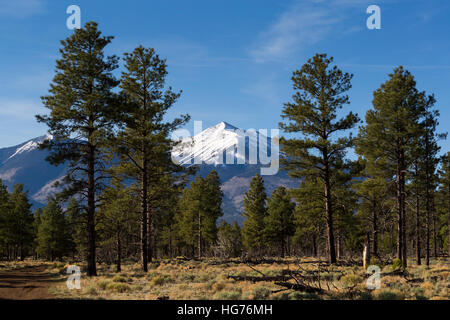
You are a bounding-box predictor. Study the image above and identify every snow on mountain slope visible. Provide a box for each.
[3,134,53,163]
[0,122,296,222]
[0,134,66,206]
[172,121,270,167]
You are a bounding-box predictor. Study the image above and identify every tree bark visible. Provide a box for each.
[147,203,153,262]
[86,141,97,276]
[323,162,336,264]
[198,212,202,259]
[141,157,148,272]
[116,228,121,272]
[371,198,378,257]
[415,188,421,265]
[396,158,403,262]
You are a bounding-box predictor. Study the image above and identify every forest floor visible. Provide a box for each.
[0,257,448,300]
[0,262,62,299]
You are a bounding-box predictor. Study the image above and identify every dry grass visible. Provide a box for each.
[12,257,447,300]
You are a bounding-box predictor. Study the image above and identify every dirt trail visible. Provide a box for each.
[0,265,58,300]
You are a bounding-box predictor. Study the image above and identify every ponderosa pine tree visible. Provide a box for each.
[420,104,444,265]
[9,184,34,261]
[438,153,450,257]
[353,158,393,258]
[292,177,324,257]
[36,198,72,261]
[37,22,120,276]
[241,174,267,256]
[215,221,243,258]
[65,198,85,260]
[264,186,295,257]
[98,182,138,272]
[0,179,11,259]
[280,53,359,264]
[357,67,427,267]
[178,170,223,258]
[113,46,189,271]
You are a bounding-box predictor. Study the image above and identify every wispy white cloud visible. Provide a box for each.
[0,0,44,18]
[248,0,379,63]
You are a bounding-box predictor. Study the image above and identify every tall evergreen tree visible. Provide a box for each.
[113,46,189,271]
[9,184,34,261]
[280,53,359,264]
[98,182,138,272]
[357,67,426,267]
[0,179,11,259]
[241,174,267,256]
[292,177,324,257]
[438,153,450,258]
[264,186,295,257]
[36,198,72,261]
[178,170,223,258]
[36,22,120,276]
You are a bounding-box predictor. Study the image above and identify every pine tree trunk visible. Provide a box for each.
[147,203,153,262]
[323,152,336,264]
[116,228,121,272]
[415,188,421,265]
[141,157,148,272]
[198,212,202,259]
[87,141,97,277]
[426,209,430,266]
[432,207,437,258]
[396,147,403,263]
[448,185,450,258]
[372,199,378,257]
[312,234,317,257]
[401,154,407,267]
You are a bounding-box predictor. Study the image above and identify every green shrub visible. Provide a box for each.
[112,275,128,283]
[376,289,404,300]
[215,290,242,300]
[392,258,404,271]
[107,282,129,293]
[151,274,173,286]
[340,274,363,288]
[96,280,110,290]
[85,285,98,295]
[251,286,271,300]
[289,292,321,300]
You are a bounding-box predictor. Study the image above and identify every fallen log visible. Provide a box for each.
[274,281,326,294]
[227,275,290,282]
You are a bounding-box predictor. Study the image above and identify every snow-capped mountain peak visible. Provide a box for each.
[4,134,53,163]
[172,121,270,167]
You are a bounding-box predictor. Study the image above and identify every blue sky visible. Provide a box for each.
[0,0,449,155]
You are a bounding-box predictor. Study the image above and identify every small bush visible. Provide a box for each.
[340,274,363,288]
[211,280,227,292]
[215,290,242,300]
[96,280,110,290]
[250,286,271,300]
[85,285,98,295]
[289,292,321,300]
[392,258,404,271]
[151,274,173,286]
[112,275,127,283]
[107,282,129,293]
[375,289,404,300]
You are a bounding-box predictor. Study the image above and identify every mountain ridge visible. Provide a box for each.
[0,122,297,222]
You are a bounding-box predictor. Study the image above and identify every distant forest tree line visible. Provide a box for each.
[0,23,449,275]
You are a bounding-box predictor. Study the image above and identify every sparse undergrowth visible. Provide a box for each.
[15,257,448,300]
